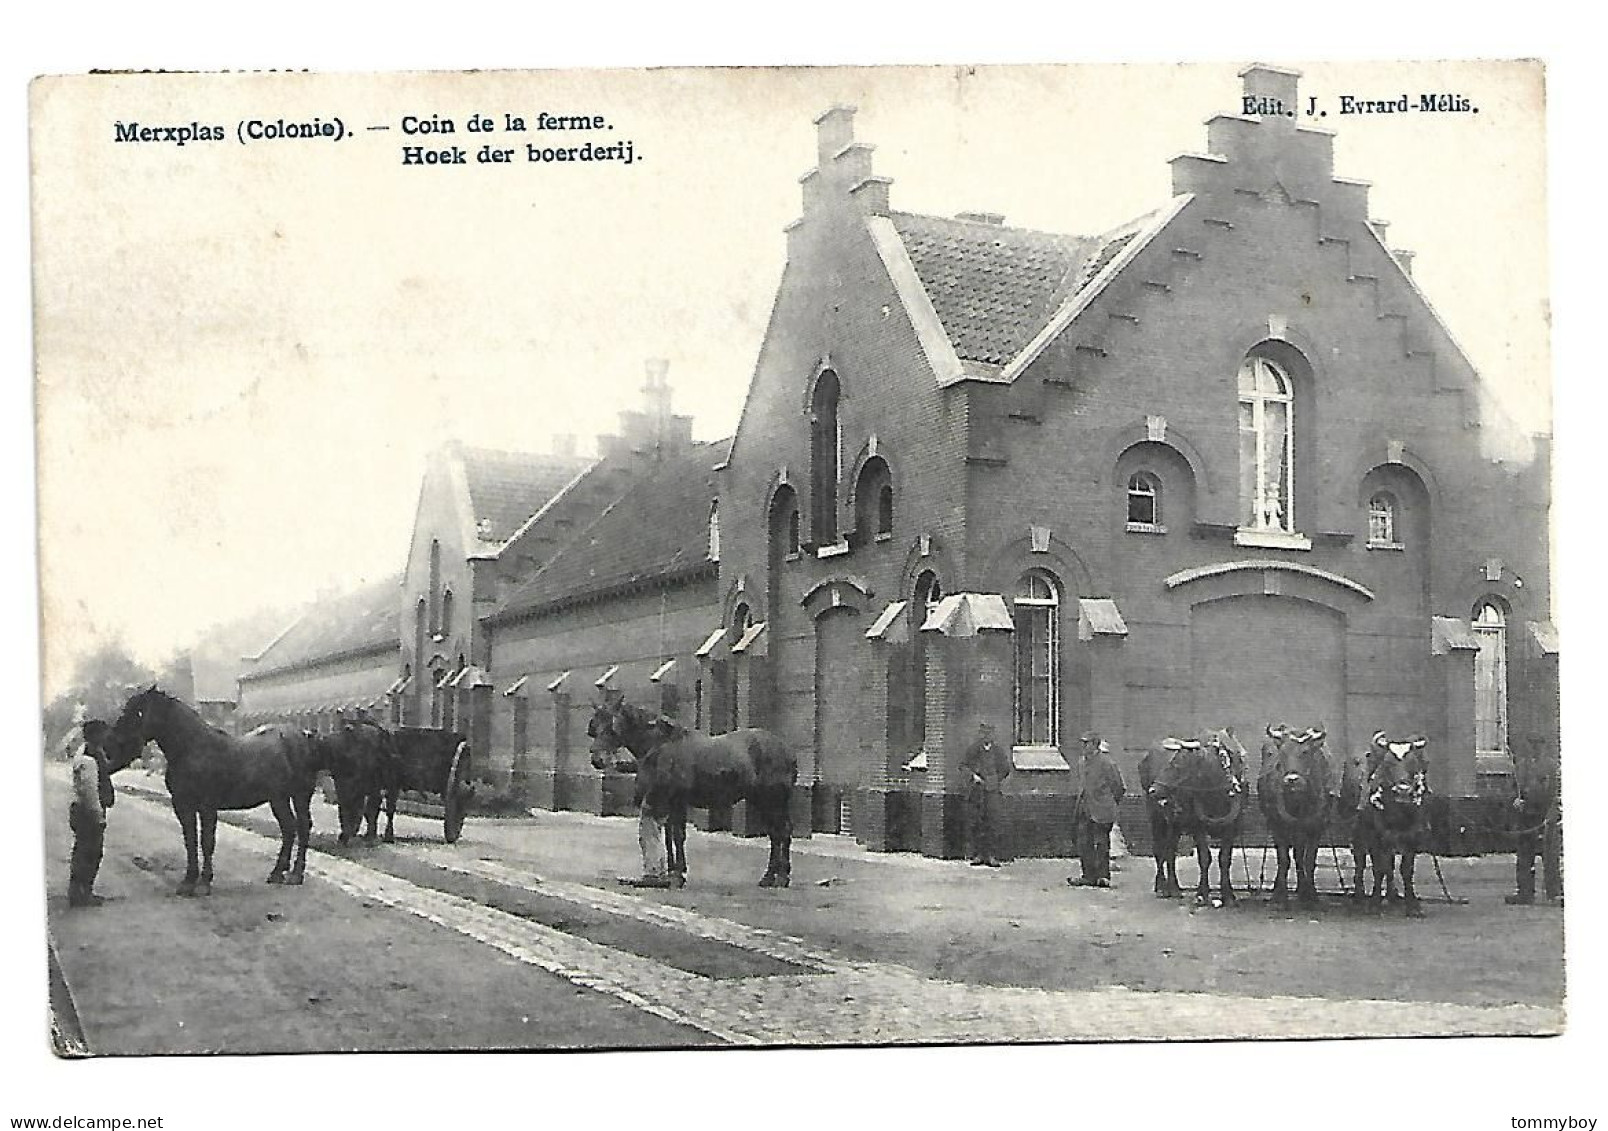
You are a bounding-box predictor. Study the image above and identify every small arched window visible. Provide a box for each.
[1127,471,1162,529]
[1473,599,1509,755]
[1012,571,1061,748]
[853,456,894,545]
[708,500,721,562]
[1238,356,1295,532]
[428,539,443,633]
[1368,492,1399,547]
[439,589,454,641]
[787,508,801,557]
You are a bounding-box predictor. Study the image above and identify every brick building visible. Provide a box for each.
[713,65,1555,858]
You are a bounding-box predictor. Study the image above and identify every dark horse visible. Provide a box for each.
[1138,738,1186,897]
[1341,731,1430,917]
[107,687,321,895]
[1147,729,1247,905]
[587,694,797,888]
[379,726,472,843]
[311,717,397,846]
[1257,726,1335,907]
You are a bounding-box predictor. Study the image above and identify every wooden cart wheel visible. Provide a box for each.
[443,741,470,843]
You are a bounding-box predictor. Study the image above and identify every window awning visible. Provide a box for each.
[545,670,570,693]
[1528,620,1559,656]
[732,621,767,654]
[594,664,619,689]
[866,600,909,643]
[695,627,726,658]
[921,593,1014,636]
[650,659,677,683]
[1431,615,1479,654]
[502,674,530,697]
[385,673,411,696]
[1077,598,1129,641]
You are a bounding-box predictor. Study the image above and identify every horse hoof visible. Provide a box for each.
[195,880,212,897]
[1405,903,1426,919]
[266,872,286,885]
[777,874,790,889]
[287,874,305,887]
[175,881,197,897]
[758,874,777,888]
[671,874,687,890]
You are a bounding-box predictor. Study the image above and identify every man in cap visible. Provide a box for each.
[959,720,1012,867]
[1069,730,1126,887]
[67,720,117,908]
[1507,735,1562,906]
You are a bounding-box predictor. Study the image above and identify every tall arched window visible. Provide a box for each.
[1473,599,1509,755]
[810,371,842,544]
[707,500,720,561]
[428,540,442,633]
[1368,492,1399,547]
[1013,571,1061,748]
[1238,356,1295,532]
[411,599,427,724]
[909,571,943,751]
[439,589,454,642]
[1127,471,1162,528]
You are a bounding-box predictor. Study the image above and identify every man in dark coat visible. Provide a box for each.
[1070,731,1126,887]
[68,720,117,908]
[959,721,1012,867]
[1507,736,1562,906]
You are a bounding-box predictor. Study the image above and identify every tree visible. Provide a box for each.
[41,639,157,760]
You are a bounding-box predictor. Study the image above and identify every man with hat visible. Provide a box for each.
[1069,730,1126,887]
[959,720,1012,867]
[1506,735,1562,906]
[67,719,117,908]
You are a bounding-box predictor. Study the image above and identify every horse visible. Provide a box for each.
[106,687,321,895]
[1257,726,1336,907]
[1147,729,1247,905]
[311,717,397,846]
[377,726,471,843]
[587,694,797,888]
[1342,731,1430,917]
[1138,739,1186,897]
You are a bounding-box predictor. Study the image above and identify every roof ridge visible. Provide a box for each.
[890,209,1096,244]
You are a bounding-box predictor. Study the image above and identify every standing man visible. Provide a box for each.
[67,719,116,908]
[1070,731,1126,888]
[1507,736,1562,906]
[960,721,1012,867]
[624,750,673,889]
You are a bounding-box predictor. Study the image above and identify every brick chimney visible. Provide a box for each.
[612,359,695,455]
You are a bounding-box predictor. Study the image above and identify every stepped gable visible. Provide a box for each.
[457,446,592,546]
[247,573,402,676]
[495,439,726,619]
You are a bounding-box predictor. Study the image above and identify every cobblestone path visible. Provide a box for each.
[143,790,1560,1045]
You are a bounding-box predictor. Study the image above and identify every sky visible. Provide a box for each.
[30,60,1551,698]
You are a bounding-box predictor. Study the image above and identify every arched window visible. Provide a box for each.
[1238,356,1295,532]
[810,371,842,544]
[732,601,753,636]
[769,485,801,561]
[411,599,427,724]
[908,571,943,752]
[439,589,454,641]
[1127,471,1162,528]
[1368,492,1399,547]
[853,456,893,544]
[707,500,720,562]
[1473,599,1509,755]
[428,540,442,634]
[1013,571,1061,748]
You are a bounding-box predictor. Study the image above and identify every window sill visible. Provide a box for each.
[1011,746,1070,771]
[816,540,851,559]
[1366,540,1405,552]
[784,551,803,563]
[873,531,894,543]
[1233,528,1312,551]
[1125,521,1167,535]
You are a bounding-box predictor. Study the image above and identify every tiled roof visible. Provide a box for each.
[457,446,593,546]
[244,574,402,678]
[496,441,726,619]
[891,213,1099,367]
[891,212,1158,369]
